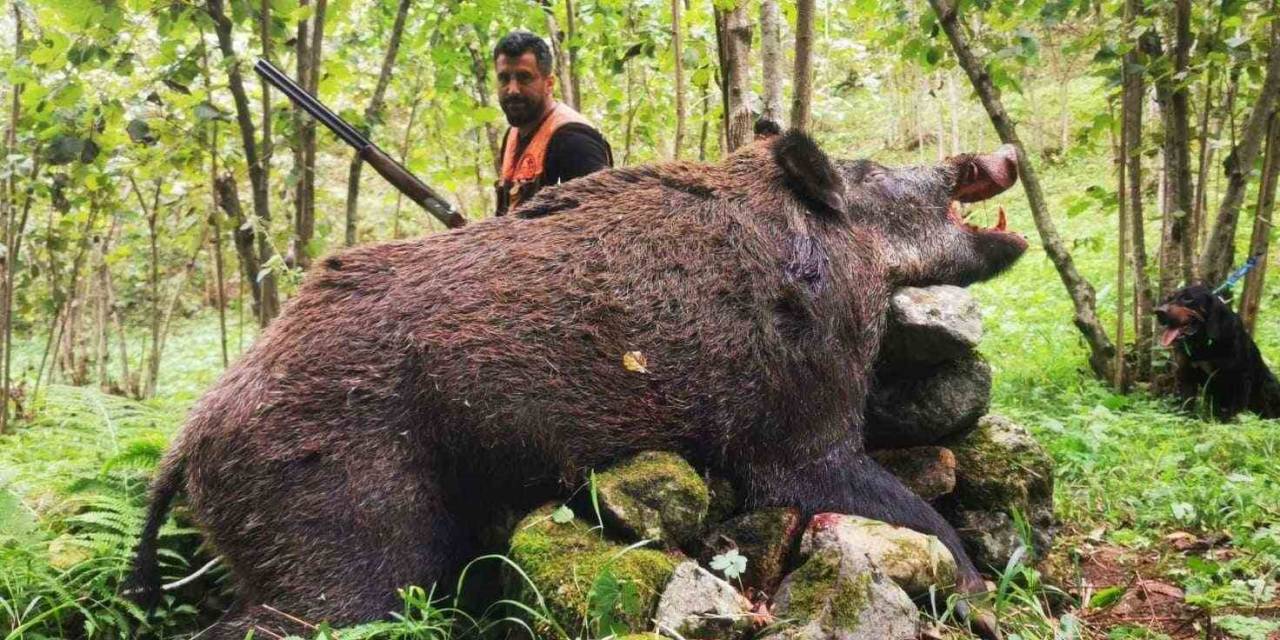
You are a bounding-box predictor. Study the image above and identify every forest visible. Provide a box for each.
[0,0,1278,638]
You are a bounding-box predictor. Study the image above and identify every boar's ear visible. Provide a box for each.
[773,131,846,216]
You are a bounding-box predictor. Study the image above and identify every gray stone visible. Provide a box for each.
[799,513,957,596]
[596,451,710,549]
[654,561,754,639]
[950,510,1024,572]
[866,355,992,448]
[880,286,983,368]
[869,446,957,501]
[770,548,919,640]
[943,415,1055,563]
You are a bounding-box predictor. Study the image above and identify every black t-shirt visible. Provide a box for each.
[496,121,613,216]
[538,123,612,185]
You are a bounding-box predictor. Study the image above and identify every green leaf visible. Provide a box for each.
[709,548,747,580]
[550,504,575,524]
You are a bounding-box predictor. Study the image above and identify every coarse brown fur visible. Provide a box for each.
[130,132,1027,639]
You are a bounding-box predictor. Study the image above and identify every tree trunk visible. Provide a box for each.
[292,0,326,268]
[671,0,686,159]
[467,35,502,173]
[565,0,582,111]
[1123,0,1154,379]
[929,0,1116,380]
[344,0,411,246]
[1240,112,1280,334]
[207,0,279,324]
[698,79,710,161]
[542,0,576,110]
[215,175,263,317]
[1112,98,1127,389]
[759,0,783,125]
[200,24,229,368]
[1192,65,1217,258]
[1170,0,1194,285]
[722,2,753,152]
[0,3,22,432]
[790,0,815,131]
[1201,0,1280,286]
[393,91,424,239]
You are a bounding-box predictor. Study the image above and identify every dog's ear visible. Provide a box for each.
[773,131,846,216]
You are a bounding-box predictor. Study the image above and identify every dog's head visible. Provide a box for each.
[1154,284,1233,349]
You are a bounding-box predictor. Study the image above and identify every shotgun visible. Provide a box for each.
[252,59,467,230]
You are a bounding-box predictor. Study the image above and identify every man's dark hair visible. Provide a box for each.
[494,31,553,76]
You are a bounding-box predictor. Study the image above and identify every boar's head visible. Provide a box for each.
[775,132,1028,287]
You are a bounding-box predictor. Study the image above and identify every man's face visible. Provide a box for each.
[496,52,553,128]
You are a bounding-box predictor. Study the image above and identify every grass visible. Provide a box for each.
[1,146,1278,639]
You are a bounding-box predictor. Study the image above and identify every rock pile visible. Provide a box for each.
[503,285,1055,639]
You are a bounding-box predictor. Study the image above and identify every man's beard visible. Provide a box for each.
[501,95,544,127]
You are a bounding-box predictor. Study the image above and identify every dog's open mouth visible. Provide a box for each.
[1156,304,1202,346]
[1161,325,1189,347]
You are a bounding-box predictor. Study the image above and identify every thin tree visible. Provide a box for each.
[344,0,411,246]
[759,0,783,124]
[671,0,686,158]
[790,0,815,131]
[1201,0,1280,285]
[1112,98,1127,389]
[929,0,1116,379]
[292,0,327,268]
[542,0,576,110]
[1123,0,1154,379]
[1240,112,1280,334]
[565,0,582,111]
[0,3,24,432]
[721,0,753,152]
[206,0,280,324]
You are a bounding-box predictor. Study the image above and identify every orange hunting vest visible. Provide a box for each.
[496,102,595,215]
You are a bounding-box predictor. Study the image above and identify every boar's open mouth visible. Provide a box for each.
[945,145,1027,248]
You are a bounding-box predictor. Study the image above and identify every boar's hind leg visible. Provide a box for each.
[201,465,468,640]
[747,444,982,589]
[843,454,985,592]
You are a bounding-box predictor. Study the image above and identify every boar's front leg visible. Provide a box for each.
[744,438,1001,639]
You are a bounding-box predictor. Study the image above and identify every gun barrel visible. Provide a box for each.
[252,58,467,230]
[253,59,367,149]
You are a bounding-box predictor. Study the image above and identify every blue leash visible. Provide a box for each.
[1212,254,1261,295]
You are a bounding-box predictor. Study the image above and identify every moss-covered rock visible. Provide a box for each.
[943,414,1055,559]
[700,507,803,592]
[869,446,957,501]
[799,513,957,596]
[507,503,679,636]
[769,548,918,640]
[596,451,710,549]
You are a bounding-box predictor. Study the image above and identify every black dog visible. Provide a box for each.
[1155,284,1280,420]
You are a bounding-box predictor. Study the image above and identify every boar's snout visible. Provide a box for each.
[951,145,1018,203]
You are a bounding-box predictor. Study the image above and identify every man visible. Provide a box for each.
[493,30,612,216]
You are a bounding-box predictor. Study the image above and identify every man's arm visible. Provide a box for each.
[543,125,613,185]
